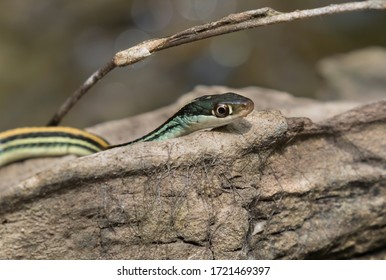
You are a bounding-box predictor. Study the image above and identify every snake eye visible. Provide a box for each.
[213,104,230,118]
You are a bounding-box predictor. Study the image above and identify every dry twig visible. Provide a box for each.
[47,1,386,126]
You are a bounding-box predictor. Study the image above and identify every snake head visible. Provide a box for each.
[116,92,255,144]
[177,92,255,132]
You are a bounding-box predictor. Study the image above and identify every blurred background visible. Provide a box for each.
[0,0,385,130]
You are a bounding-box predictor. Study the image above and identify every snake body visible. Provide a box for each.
[0,92,254,167]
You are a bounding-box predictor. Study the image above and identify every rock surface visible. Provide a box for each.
[0,86,385,259]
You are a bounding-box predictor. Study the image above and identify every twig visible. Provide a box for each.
[47,1,386,126]
[48,61,116,126]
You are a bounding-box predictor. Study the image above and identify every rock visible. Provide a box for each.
[317,46,386,102]
[0,86,385,259]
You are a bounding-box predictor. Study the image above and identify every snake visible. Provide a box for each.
[0,92,254,167]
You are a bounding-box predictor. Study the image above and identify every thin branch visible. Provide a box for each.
[47,61,116,126]
[47,1,386,126]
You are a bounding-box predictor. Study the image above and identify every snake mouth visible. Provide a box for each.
[239,98,254,117]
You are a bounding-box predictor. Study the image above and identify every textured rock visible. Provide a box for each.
[0,86,385,259]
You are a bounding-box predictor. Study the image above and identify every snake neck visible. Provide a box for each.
[110,115,192,148]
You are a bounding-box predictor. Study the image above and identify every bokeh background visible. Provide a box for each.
[0,0,385,130]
